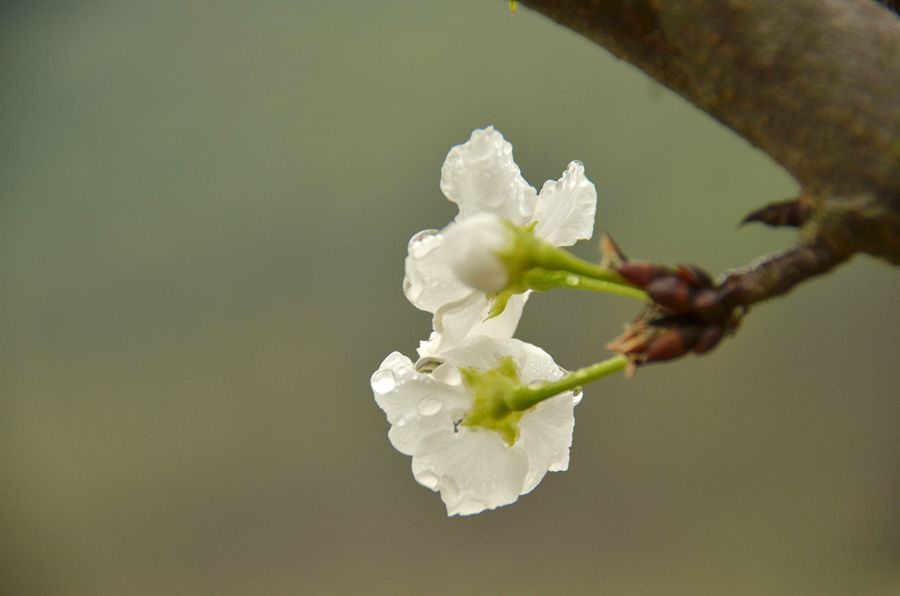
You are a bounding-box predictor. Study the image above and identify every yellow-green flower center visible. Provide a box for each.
[460,356,526,446]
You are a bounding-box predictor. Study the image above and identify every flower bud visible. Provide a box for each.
[442,213,512,294]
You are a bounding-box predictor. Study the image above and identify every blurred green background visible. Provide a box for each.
[2,1,898,594]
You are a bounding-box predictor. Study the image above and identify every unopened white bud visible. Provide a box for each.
[442,213,511,294]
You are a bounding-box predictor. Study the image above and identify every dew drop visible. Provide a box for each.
[395,416,408,427]
[572,386,584,405]
[417,471,439,490]
[418,397,442,416]
[408,229,440,257]
[565,274,580,286]
[371,369,396,394]
[442,367,462,386]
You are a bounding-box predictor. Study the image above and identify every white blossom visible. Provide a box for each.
[404,126,597,354]
[441,213,511,294]
[372,335,581,516]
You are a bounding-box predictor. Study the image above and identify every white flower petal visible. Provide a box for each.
[415,331,443,360]
[387,413,453,458]
[372,352,470,455]
[533,160,597,246]
[419,292,530,357]
[467,292,528,341]
[440,127,537,225]
[403,229,472,314]
[431,293,491,352]
[422,292,528,356]
[512,336,567,385]
[412,429,528,516]
[441,334,564,385]
[430,361,463,386]
[517,392,578,493]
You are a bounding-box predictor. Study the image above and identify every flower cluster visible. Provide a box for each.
[373,336,581,516]
[372,126,599,515]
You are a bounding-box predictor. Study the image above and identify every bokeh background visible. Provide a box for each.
[2,1,898,594]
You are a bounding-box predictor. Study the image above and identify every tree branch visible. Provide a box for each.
[519,0,900,263]
[721,240,851,307]
[518,0,900,364]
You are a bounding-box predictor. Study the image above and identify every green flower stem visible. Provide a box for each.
[532,241,625,283]
[507,355,629,412]
[522,268,649,301]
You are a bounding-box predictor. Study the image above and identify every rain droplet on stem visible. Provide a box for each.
[572,386,583,405]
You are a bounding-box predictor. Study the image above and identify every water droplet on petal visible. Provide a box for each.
[441,367,462,386]
[417,471,439,489]
[418,397,442,416]
[408,229,440,257]
[371,369,396,394]
[395,416,408,427]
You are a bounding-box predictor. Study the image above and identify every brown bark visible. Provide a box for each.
[519,0,900,268]
[518,0,900,363]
